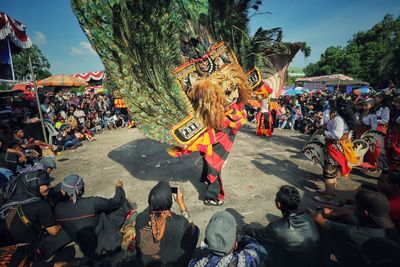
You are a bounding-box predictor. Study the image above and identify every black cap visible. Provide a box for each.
[355,189,394,228]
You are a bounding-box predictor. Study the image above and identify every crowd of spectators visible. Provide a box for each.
[247,85,398,138]
[1,169,399,266]
[0,86,400,266]
[0,87,131,154]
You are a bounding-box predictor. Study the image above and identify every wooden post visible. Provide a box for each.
[28,52,48,143]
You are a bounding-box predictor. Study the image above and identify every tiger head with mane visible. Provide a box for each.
[188,64,250,130]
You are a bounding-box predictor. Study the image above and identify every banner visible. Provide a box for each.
[0,39,12,80]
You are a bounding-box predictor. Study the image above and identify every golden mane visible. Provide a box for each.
[189,64,250,130]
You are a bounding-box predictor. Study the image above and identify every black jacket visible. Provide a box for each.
[244,212,320,267]
[55,187,126,256]
[135,212,198,266]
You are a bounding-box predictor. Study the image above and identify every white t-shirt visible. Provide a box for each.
[74,110,86,124]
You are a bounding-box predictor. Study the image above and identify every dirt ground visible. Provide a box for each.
[51,125,377,242]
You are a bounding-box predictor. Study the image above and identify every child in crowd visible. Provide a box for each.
[104,111,117,130]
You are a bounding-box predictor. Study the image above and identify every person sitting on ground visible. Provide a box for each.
[104,111,117,129]
[55,124,81,150]
[378,170,400,231]
[243,185,320,267]
[9,141,39,161]
[0,137,27,164]
[0,135,29,182]
[19,156,57,175]
[12,127,50,156]
[0,170,69,264]
[135,181,199,266]
[312,188,400,265]
[189,210,265,267]
[54,175,134,258]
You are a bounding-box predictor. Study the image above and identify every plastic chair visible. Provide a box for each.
[43,121,59,145]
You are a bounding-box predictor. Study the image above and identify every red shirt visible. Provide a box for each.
[389,195,400,231]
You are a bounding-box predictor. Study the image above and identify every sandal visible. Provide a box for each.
[203,199,224,206]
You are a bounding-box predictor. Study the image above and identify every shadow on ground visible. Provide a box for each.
[108,138,206,198]
[239,126,307,151]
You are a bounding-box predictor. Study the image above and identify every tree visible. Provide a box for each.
[304,14,400,88]
[12,44,51,81]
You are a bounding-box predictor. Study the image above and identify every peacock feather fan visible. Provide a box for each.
[71,0,310,145]
[71,0,199,146]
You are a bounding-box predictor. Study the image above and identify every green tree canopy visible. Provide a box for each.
[12,44,52,81]
[304,14,400,88]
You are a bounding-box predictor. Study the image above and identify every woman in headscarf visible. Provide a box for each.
[135,181,199,266]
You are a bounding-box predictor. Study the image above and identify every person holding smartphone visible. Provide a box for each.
[135,181,199,266]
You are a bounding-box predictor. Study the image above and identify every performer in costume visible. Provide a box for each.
[354,99,380,170]
[385,94,400,171]
[71,0,304,207]
[255,83,274,137]
[169,64,250,206]
[314,97,358,203]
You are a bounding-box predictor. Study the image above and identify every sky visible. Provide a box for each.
[2,0,400,75]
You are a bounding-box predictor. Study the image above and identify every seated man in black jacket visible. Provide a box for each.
[243,185,320,267]
[54,174,134,258]
[312,188,400,265]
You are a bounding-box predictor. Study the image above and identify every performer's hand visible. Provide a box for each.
[115,179,123,188]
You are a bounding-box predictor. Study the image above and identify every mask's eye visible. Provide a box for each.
[225,89,232,96]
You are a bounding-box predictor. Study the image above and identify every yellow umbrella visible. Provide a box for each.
[37,75,88,87]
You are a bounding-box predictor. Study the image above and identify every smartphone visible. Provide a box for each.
[171,186,178,194]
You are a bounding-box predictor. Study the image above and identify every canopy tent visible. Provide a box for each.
[72,71,104,82]
[296,74,368,88]
[285,88,304,96]
[297,74,352,83]
[37,75,88,87]
[12,81,34,91]
[0,12,48,142]
[0,12,32,48]
[0,12,33,81]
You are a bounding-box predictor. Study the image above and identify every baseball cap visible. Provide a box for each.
[205,211,237,256]
[355,189,394,228]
